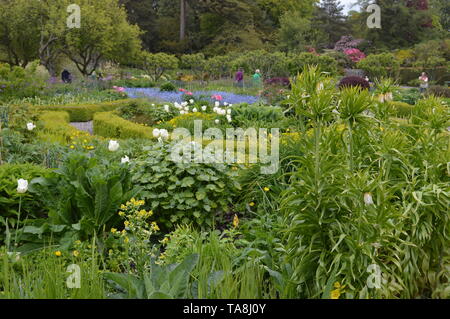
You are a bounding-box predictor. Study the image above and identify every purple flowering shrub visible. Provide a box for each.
[338,76,370,90]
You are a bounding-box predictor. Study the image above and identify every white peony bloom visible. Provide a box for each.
[26,123,36,131]
[364,192,374,205]
[121,156,130,164]
[108,140,120,152]
[153,128,161,138]
[17,179,28,194]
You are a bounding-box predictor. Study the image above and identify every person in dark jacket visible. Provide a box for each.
[61,69,72,83]
[235,68,244,88]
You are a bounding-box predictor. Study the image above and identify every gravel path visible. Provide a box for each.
[70,121,93,135]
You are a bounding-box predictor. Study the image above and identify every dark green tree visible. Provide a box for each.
[313,0,350,48]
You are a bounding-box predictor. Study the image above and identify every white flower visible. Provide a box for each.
[152,128,161,138]
[17,179,28,194]
[180,110,185,115]
[220,109,226,115]
[192,108,198,113]
[215,119,220,124]
[108,140,120,152]
[229,104,233,107]
[174,102,181,109]
[364,192,374,205]
[121,156,130,164]
[151,104,155,107]
[215,101,220,107]
[181,101,188,107]
[159,129,169,140]
[317,82,324,91]
[164,105,170,112]
[226,115,232,123]
[224,102,228,106]
[227,109,232,115]
[201,105,207,111]
[26,122,36,131]
[189,99,194,104]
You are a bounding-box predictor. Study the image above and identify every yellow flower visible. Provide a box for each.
[124,221,130,227]
[74,240,81,245]
[72,250,80,257]
[70,145,75,149]
[330,289,341,299]
[124,237,129,244]
[118,211,125,217]
[249,202,255,207]
[151,222,160,231]
[233,214,239,228]
[120,204,127,210]
[54,251,62,257]
[334,282,341,289]
[161,237,169,245]
[121,229,127,235]
[111,228,117,234]
[263,187,270,192]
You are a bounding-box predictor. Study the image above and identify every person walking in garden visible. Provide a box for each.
[61,69,72,84]
[235,68,244,88]
[252,69,262,88]
[419,72,429,93]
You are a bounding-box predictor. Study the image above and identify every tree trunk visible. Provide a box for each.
[180,0,186,41]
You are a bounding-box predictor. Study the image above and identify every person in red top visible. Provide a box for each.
[235,68,244,88]
[419,72,429,93]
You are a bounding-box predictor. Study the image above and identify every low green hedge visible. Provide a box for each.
[389,101,414,118]
[93,112,155,140]
[37,99,136,122]
[38,111,80,143]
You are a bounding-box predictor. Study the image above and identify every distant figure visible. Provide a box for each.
[61,69,72,84]
[252,69,262,87]
[419,72,429,93]
[235,68,244,88]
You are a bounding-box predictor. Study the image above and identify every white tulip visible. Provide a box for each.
[121,156,130,164]
[108,140,120,152]
[189,99,194,104]
[226,115,232,123]
[215,119,220,124]
[192,108,198,113]
[164,105,170,112]
[180,110,185,115]
[26,123,36,131]
[151,104,155,107]
[159,129,169,140]
[152,128,161,138]
[364,192,374,205]
[174,102,181,109]
[224,102,228,106]
[227,109,232,115]
[201,105,207,111]
[17,179,28,194]
[215,101,220,107]
[182,101,188,107]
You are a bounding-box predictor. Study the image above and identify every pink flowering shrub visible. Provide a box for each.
[344,48,366,63]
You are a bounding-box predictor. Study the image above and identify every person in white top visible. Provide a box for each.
[418,72,429,93]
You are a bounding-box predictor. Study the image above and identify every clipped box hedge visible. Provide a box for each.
[37,99,136,122]
[38,111,80,143]
[93,111,155,140]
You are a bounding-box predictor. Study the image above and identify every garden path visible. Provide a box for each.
[70,121,93,135]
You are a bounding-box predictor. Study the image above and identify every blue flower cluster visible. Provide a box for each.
[124,88,259,105]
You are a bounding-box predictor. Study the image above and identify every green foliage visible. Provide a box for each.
[38,99,135,122]
[288,53,338,76]
[104,254,199,299]
[29,153,139,238]
[93,111,154,140]
[357,53,401,80]
[130,142,241,230]
[142,52,179,82]
[160,82,177,92]
[230,50,290,78]
[0,62,45,100]
[0,164,50,242]
[388,101,414,118]
[38,111,81,144]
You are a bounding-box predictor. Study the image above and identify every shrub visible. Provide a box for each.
[288,52,338,76]
[388,101,414,118]
[426,85,450,98]
[0,62,45,101]
[38,99,136,122]
[111,78,155,88]
[141,52,179,82]
[160,81,177,92]
[93,112,155,140]
[338,76,370,90]
[343,48,366,63]
[264,77,291,88]
[131,142,241,230]
[356,53,400,80]
[38,111,81,144]
[167,112,219,135]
